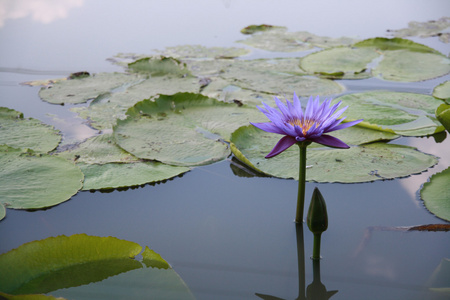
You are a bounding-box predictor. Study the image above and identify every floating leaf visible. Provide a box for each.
[240,24,285,35]
[334,91,445,136]
[436,103,450,132]
[230,125,437,183]
[128,56,191,77]
[421,167,450,221]
[72,76,201,130]
[353,37,440,54]
[433,81,450,101]
[79,162,189,190]
[0,292,66,300]
[142,246,171,269]
[156,44,251,59]
[299,47,377,79]
[0,107,61,153]
[219,61,344,96]
[39,73,141,105]
[387,17,450,39]
[114,93,264,166]
[0,203,5,221]
[0,146,83,211]
[238,28,358,52]
[0,234,142,294]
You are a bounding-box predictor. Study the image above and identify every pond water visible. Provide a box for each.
[0,1,449,300]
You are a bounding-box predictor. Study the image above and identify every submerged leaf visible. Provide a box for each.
[230,125,437,183]
[0,146,83,211]
[421,167,450,221]
[0,107,61,153]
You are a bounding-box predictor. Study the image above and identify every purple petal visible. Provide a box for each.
[250,122,286,134]
[266,136,297,158]
[312,134,350,148]
[328,119,363,132]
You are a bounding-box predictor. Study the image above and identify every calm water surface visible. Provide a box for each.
[1,1,449,299]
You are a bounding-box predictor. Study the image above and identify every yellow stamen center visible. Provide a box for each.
[288,118,318,135]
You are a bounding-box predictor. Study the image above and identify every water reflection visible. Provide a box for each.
[0,0,83,27]
[256,224,338,300]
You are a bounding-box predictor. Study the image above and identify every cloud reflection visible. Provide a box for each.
[0,0,83,27]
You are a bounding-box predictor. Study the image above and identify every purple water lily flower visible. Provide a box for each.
[250,93,363,158]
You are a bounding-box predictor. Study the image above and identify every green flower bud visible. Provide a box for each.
[307,187,328,234]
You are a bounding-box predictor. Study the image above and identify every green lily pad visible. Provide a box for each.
[299,38,450,82]
[0,234,142,294]
[238,27,358,52]
[0,107,61,153]
[0,203,5,221]
[387,17,450,39]
[72,76,201,130]
[230,125,437,183]
[0,292,66,300]
[420,167,450,221]
[114,93,265,166]
[433,81,450,101]
[436,103,450,132]
[0,146,83,211]
[240,24,285,35]
[0,234,194,300]
[219,61,344,96]
[39,73,142,105]
[56,134,190,190]
[79,162,189,190]
[128,56,191,77]
[334,91,446,136]
[155,44,251,59]
[299,47,378,79]
[372,49,450,82]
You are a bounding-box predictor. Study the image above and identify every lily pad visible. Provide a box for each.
[39,73,142,105]
[79,162,189,191]
[238,27,358,52]
[114,93,264,166]
[299,47,378,79]
[230,125,437,183]
[0,107,61,153]
[420,167,450,221]
[155,44,251,59]
[0,234,194,300]
[334,91,446,136]
[128,56,191,77]
[240,24,285,35]
[0,204,5,221]
[0,292,66,300]
[219,61,344,96]
[0,146,83,211]
[387,17,450,39]
[433,81,450,101]
[72,75,201,130]
[299,38,450,81]
[436,103,450,132]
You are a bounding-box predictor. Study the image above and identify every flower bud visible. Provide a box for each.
[307,187,328,234]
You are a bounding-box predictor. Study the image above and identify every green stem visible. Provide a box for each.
[295,142,309,223]
[312,233,322,260]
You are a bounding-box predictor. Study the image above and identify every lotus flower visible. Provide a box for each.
[250,93,362,158]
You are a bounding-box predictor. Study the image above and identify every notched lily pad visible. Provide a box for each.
[0,146,83,212]
[334,91,446,136]
[230,125,437,183]
[0,107,61,153]
[39,72,142,105]
[128,56,192,77]
[420,167,450,221]
[114,92,264,166]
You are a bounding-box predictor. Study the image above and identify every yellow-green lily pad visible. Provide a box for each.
[230,125,437,183]
[334,91,446,136]
[433,81,450,102]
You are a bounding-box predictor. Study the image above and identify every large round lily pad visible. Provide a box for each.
[72,75,201,130]
[0,146,83,210]
[230,125,437,183]
[39,73,142,105]
[420,167,450,221]
[113,93,265,166]
[0,107,61,153]
[334,91,446,136]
